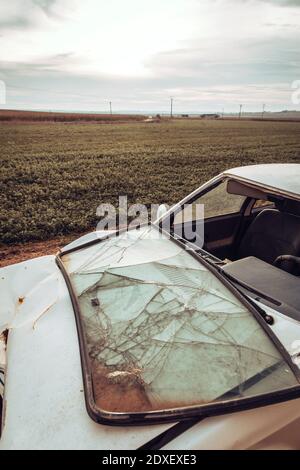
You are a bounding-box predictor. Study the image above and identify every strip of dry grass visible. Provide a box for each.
[0,109,146,122]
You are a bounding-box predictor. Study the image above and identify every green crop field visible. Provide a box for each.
[1,119,300,245]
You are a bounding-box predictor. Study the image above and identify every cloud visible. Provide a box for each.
[1,52,79,79]
[1,48,297,113]
[147,33,300,86]
[262,0,300,6]
[0,0,69,32]
[0,16,33,30]
[264,22,300,27]
[32,0,57,14]
[0,0,300,112]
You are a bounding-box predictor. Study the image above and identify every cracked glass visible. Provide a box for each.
[61,227,298,415]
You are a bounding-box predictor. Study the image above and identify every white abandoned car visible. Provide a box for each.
[1,163,300,450]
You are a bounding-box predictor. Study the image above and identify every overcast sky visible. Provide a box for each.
[0,0,300,113]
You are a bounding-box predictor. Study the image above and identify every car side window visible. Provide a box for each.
[174,180,245,224]
[252,199,275,211]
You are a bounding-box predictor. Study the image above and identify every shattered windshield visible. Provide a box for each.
[61,226,298,416]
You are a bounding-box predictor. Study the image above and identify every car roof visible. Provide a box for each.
[223,164,300,199]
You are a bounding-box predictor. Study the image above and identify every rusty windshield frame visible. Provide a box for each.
[56,223,300,426]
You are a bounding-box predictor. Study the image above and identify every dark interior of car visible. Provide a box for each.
[172,178,300,320]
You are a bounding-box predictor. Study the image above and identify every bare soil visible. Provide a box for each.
[92,363,152,413]
[0,232,87,268]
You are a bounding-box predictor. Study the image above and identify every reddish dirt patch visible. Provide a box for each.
[0,232,88,268]
[92,363,152,413]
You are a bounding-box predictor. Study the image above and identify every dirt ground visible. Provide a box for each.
[0,232,87,268]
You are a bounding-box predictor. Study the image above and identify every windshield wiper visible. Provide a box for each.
[219,269,275,326]
[138,360,284,450]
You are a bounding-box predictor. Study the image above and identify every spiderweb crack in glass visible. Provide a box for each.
[62,227,298,414]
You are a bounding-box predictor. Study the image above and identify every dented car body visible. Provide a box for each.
[1,164,300,449]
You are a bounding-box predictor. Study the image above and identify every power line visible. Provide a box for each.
[239,104,243,119]
[170,97,173,118]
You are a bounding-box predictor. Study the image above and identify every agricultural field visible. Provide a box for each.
[1,118,300,264]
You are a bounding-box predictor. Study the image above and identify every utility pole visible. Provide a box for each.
[109,101,112,115]
[170,97,173,118]
[261,103,265,120]
[239,104,243,119]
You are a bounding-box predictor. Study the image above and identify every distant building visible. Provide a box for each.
[200,114,220,119]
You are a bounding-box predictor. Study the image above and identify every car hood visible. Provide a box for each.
[0,254,177,449]
[1,229,300,449]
